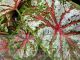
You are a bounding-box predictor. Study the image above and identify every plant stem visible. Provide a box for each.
[16,9,22,20]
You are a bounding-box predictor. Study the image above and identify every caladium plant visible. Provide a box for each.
[0,0,80,60]
[0,0,21,15]
[31,0,80,60]
[0,0,22,35]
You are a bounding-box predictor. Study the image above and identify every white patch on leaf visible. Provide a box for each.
[28,21,42,30]
[37,27,53,41]
[61,9,80,25]
[46,0,52,7]
[1,0,15,6]
[0,0,15,16]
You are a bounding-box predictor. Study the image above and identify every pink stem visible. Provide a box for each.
[16,0,21,8]
[50,0,57,24]
[45,0,57,24]
[64,31,80,35]
[64,35,78,47]
[14,0,21,10]
[20,33,30,48]
[59,8,72,25]
[53,29,57,40]
[59,30,63,54]
[62,20,80,29]
[66,37,77,47]
[34,15,56,29]
[34,15,44,20]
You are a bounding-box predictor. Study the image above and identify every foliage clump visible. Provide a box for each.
[0,0,80,60]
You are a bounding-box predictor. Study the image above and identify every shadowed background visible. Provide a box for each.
[72,0,80,5]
